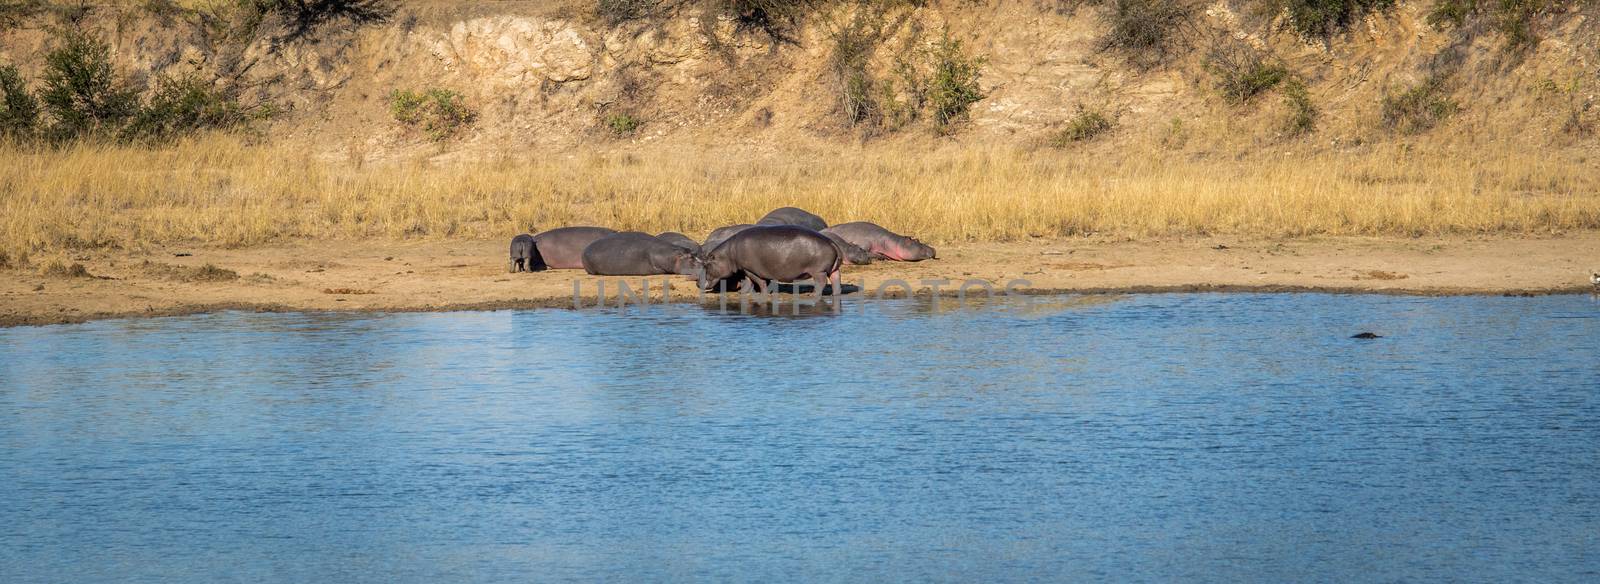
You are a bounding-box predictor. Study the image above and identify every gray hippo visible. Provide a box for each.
[702,224,754,253]
[701,226,842,295]
[821,231,874,265]
[529,226,619,270]
[582,232,703,276]
[755,207,829,231]
[508,233,535,273]
[655,232,702,254]
[823,221,936,262]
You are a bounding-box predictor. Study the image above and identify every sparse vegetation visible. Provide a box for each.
[1381,76,1458,134]
[141,260,241,282]
[1206,41,1289,104]
[827,10,882,128]
[1094,0,1191,69]
[39,260,92,278]
[1281,79,1319,136]
[605,112,642,136]
[1427,0,1565,53]
[123,75,250,143]
[1272,0,1397,39]
[1051,106,1114,145]
[389,88,475,141]
[825,20,985,136]
[597,0,654,23]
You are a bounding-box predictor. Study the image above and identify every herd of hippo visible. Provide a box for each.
[508,207,936,294]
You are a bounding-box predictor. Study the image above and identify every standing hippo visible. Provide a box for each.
[821,231,874,265]
[582,232,703,276]
[655,232,702,255]
[701,226,842,295]
[755,207,829,231]
[702,224,754,253]
[528,226,619,270]
[508,233,535,273]
[823,222,937,262]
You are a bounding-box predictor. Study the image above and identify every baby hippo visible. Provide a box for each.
[701,226,842,295]
[530,226,618,270]
[823,222,937,262]
[755,207,829,231]
[508,233,535,273]
[582,232,703,277]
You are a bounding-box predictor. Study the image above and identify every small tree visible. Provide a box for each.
[926,33,985,133]
[122,75,249,142]
[40,31,138,142]
[0,64,40,140]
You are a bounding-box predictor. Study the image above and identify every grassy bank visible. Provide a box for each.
[3,134,1599,261]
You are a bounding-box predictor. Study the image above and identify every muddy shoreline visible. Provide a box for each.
[4,235,1597,328]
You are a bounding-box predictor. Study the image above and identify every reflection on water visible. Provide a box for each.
[2,294,1598,583]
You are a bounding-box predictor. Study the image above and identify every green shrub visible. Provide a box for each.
[389,88,475,141]
[1426,0,1557,53]
[1051,106,1114,146]
[1207,42,1288,104]
[0,64,39,139]
[925,33,986,132]
[1096,0,1191,69]
[827,11,880,127]
[1381,76,1457,134]
[39,31,139,142]
[1281,79,1319,136]
[122,75,248,142]
[605,112,641,136]
[1273,0,1397,39]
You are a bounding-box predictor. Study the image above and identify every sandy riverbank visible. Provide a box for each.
[3,234,1597,327]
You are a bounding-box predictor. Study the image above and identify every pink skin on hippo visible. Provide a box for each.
[581,232,704,277]
[701,226,843,295]
[529,226,619,270]
[822,221,936,262]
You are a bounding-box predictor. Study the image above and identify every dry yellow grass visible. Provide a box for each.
[2,134,1598,259]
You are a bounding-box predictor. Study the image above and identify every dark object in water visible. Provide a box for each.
[1351,332,1383,339]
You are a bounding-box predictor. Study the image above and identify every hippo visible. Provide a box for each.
[528,226,619,270]
[823,221,936,262]
[755,207,829,231]
[701,226,842,295]
[655,232,702,255]
[822,231,874,265]
[582,232,703,276]
[702,224,754,253]
[508,233,535,273]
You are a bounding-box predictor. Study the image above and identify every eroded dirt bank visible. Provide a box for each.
[4,234,1597,328]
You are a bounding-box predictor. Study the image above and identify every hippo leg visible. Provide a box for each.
[828,270,841,296]
[508,259,516,273]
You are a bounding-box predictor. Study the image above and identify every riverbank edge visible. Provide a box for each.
[4,283,1593,329]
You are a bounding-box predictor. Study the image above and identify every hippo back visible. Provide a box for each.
[655,232,702,254]
[702,224,754,253]
[755,207,829,231]
[582,232,700,276]
[531,226,619,270]
[707,226,841,284]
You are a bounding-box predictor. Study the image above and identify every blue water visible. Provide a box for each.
[1,294,1597,582]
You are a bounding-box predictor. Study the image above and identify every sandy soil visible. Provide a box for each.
[4,235,1598,327]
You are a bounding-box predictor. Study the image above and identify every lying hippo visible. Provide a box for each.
[655,232,701,254]
[755,207,829,231]
[508,233,535,273]
[582,232,703,276]
[702,226,842,295]
[822,231,874,265]
[702,224,754,253]
[823,222,936,262]
[529,226,619,270]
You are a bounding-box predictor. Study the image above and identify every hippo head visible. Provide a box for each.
[700,252,738,291]
[883,237,937,262]
[671,251,704,279]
